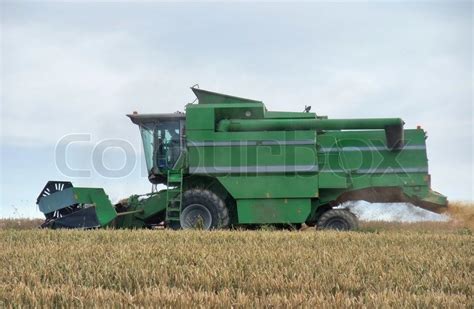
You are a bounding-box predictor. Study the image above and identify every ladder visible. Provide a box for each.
[165,169,183,224]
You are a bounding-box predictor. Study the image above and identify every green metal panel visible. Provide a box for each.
[187,130,317,175]
[185,106,215,130]
[113,191,170,228]
[317,129,427,179]
[186,103,265,131]
[237,198,312,224]
[69,187,117,226]
[188,143,318,173]
[134,191,169,220]
[214,105,265,120]
[404,187,448,211]
[318,172,348,188]
[217,174,318,199]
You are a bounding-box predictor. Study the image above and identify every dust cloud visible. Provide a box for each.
[338,201,450,223]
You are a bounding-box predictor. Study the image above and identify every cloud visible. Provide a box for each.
[2,24,140,146]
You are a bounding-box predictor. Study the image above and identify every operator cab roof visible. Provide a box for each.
[127,112,185,125]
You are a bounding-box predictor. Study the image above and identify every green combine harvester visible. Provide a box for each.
[37,87,447,230]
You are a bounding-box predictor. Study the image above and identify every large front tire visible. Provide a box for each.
[180,189,230,230]
[317,209,359,231]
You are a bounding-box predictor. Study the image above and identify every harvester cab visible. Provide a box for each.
[127,112,186,184]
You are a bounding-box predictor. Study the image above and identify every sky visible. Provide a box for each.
[1,1,472,218]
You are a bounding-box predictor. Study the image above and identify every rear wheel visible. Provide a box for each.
[180,189,230,230]
[317,209,359,231]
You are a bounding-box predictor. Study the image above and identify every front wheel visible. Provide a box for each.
[179,189,230,230]
[317,209,359,231]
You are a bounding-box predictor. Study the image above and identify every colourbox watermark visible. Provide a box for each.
[55,133,141,179]
[54,133,413,180]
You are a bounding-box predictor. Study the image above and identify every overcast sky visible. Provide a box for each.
[1,1,472,218]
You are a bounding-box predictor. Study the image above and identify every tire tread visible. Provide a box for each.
[317,209,359,230]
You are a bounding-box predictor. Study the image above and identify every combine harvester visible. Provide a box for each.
[37,87,447,230]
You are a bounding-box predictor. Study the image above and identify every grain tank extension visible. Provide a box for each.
[37,87,447,230]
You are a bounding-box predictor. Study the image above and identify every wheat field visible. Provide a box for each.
[0,203,472,307]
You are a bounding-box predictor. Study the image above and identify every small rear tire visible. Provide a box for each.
[317,209,359,231]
